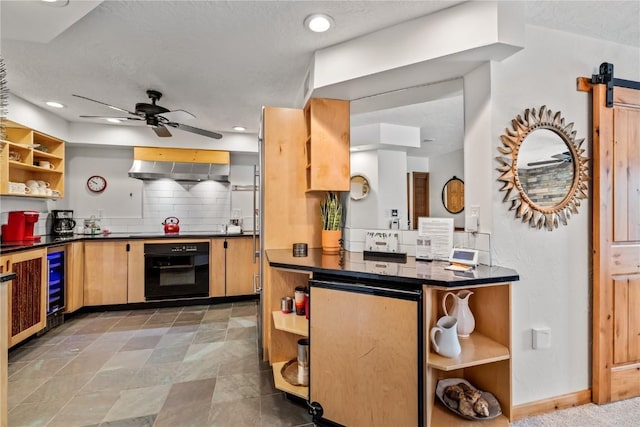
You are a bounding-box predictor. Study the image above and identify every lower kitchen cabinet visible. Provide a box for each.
[308,278,422,427]
[84,241,136,306]
[225,236,259,296]
[65,241,84,313]
[0,248,47,347]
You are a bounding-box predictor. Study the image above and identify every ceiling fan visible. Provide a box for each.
[527,151,571,167]
[73,89,222,139]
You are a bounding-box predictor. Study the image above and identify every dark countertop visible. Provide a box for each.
[266,248,519,288]
[0,231,258,254]
[0,273,17,283]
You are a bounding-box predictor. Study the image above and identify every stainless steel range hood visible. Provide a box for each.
[128,147,230,182]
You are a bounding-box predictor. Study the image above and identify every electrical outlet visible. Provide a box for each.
[532,327,551,349]
[391,209,398,217]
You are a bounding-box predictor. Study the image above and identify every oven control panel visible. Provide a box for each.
[171,245,198,252]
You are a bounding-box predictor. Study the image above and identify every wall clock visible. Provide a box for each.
[87,175,107,193]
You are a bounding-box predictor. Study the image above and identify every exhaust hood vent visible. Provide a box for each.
[128,160,230,182]
[128,147,230,182]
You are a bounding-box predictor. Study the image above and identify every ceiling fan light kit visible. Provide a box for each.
[74,89,223,139]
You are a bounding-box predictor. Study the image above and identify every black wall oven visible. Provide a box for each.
[144,242,209,300]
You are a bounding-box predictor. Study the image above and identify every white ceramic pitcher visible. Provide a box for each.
[442,289,475,338]
[430,315,461,358]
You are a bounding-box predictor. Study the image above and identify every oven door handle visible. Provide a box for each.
[151,264,195,270]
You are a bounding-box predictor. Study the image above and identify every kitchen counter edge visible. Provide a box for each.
[266,248,519,288]
[0,232,259,254]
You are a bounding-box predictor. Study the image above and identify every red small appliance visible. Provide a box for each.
[1,210,41,243]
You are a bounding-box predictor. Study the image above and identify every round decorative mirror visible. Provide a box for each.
[442,176,464,214]
[496,106,589,230]
[350,174,370,201]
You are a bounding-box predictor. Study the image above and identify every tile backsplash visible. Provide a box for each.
[344,227,493,265]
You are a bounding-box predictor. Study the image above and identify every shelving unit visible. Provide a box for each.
[272,311,308,336]
[0,121,65,198]
[425,283,513,427]
[272,360,308,399]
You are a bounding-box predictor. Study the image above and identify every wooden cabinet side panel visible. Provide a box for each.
[226,237,256,296]
[65,242,84,312]
[310,286,418,427]
[127,241,145,303]
[209,238,226,297]
[83,242,128,306]
[263,107,322,250]
[307,98,350,192]
[0,281,8,427]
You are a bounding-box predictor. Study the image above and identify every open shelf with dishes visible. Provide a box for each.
[425,283,513,426]
[0,121,65,198]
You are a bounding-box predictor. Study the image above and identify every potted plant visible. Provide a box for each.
[320,191,342,254]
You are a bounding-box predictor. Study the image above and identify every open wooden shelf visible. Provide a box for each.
[272,311,308,336]
[272,360,308,399]
[431,402,509,427]
[428,331,510,371]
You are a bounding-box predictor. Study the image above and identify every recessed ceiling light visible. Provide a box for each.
[232,126,246,132]
[106,118,121,123]
[45,101,65,108]
[304,14,334,33]
[42,0,70,7]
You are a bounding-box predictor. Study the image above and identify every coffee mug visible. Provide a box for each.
[26,179,38,188]
[9,182,30,194]
[37,160,54,169]
[37,180,50,188]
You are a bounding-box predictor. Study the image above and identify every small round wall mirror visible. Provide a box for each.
[350,174,370,201]
[497,106,589,231]
[442,176,464,214]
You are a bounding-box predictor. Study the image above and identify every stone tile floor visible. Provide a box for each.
[8,301,314,427]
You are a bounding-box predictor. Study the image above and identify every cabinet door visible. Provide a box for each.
[225,237,258,296]
[6,249,47,347]
[84,241,128,306]
[127,240,145,303]
[65,242,84,313]
[309,284,420,427]
[209,238,226,297]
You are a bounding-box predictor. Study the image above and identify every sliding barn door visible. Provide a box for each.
[592,82,640,403]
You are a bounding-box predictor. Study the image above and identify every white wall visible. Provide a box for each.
[464,25,640,405]
[427,149,464,229]
[347,151,379,229]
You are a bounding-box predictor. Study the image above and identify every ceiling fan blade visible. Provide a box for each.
[152,124,172,137]
[165,122,223,139]
[158,109,196,122]
[79,115,144,121]
[73,94,139,116]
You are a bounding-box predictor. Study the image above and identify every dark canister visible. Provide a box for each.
[292,242,308,257]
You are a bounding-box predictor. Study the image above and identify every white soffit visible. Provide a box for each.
[1,1,103,43]
[308,1,525,102]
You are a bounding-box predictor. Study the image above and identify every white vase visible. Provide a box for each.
[442,289,475,338]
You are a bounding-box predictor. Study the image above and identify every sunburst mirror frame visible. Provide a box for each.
[496,105,589,231]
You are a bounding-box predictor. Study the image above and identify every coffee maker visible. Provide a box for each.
[1,211,41,243]
[51,210,76,237]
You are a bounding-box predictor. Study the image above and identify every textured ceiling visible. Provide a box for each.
[1,0,638,155]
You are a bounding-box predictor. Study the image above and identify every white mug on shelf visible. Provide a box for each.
[37,180,50,188]
[9,182,31,194]
[26,179,38,188]
[37,160,54,169]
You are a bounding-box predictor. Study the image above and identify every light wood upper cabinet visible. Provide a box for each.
[0,121,65,198]
[1,248,47,348]
[304,98,350,192]
[225,237,259,296]
[83,241,129,306]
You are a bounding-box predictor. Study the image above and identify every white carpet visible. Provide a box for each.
[510,398,640,427]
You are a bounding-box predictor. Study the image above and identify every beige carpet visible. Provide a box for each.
[510,397,640,426]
